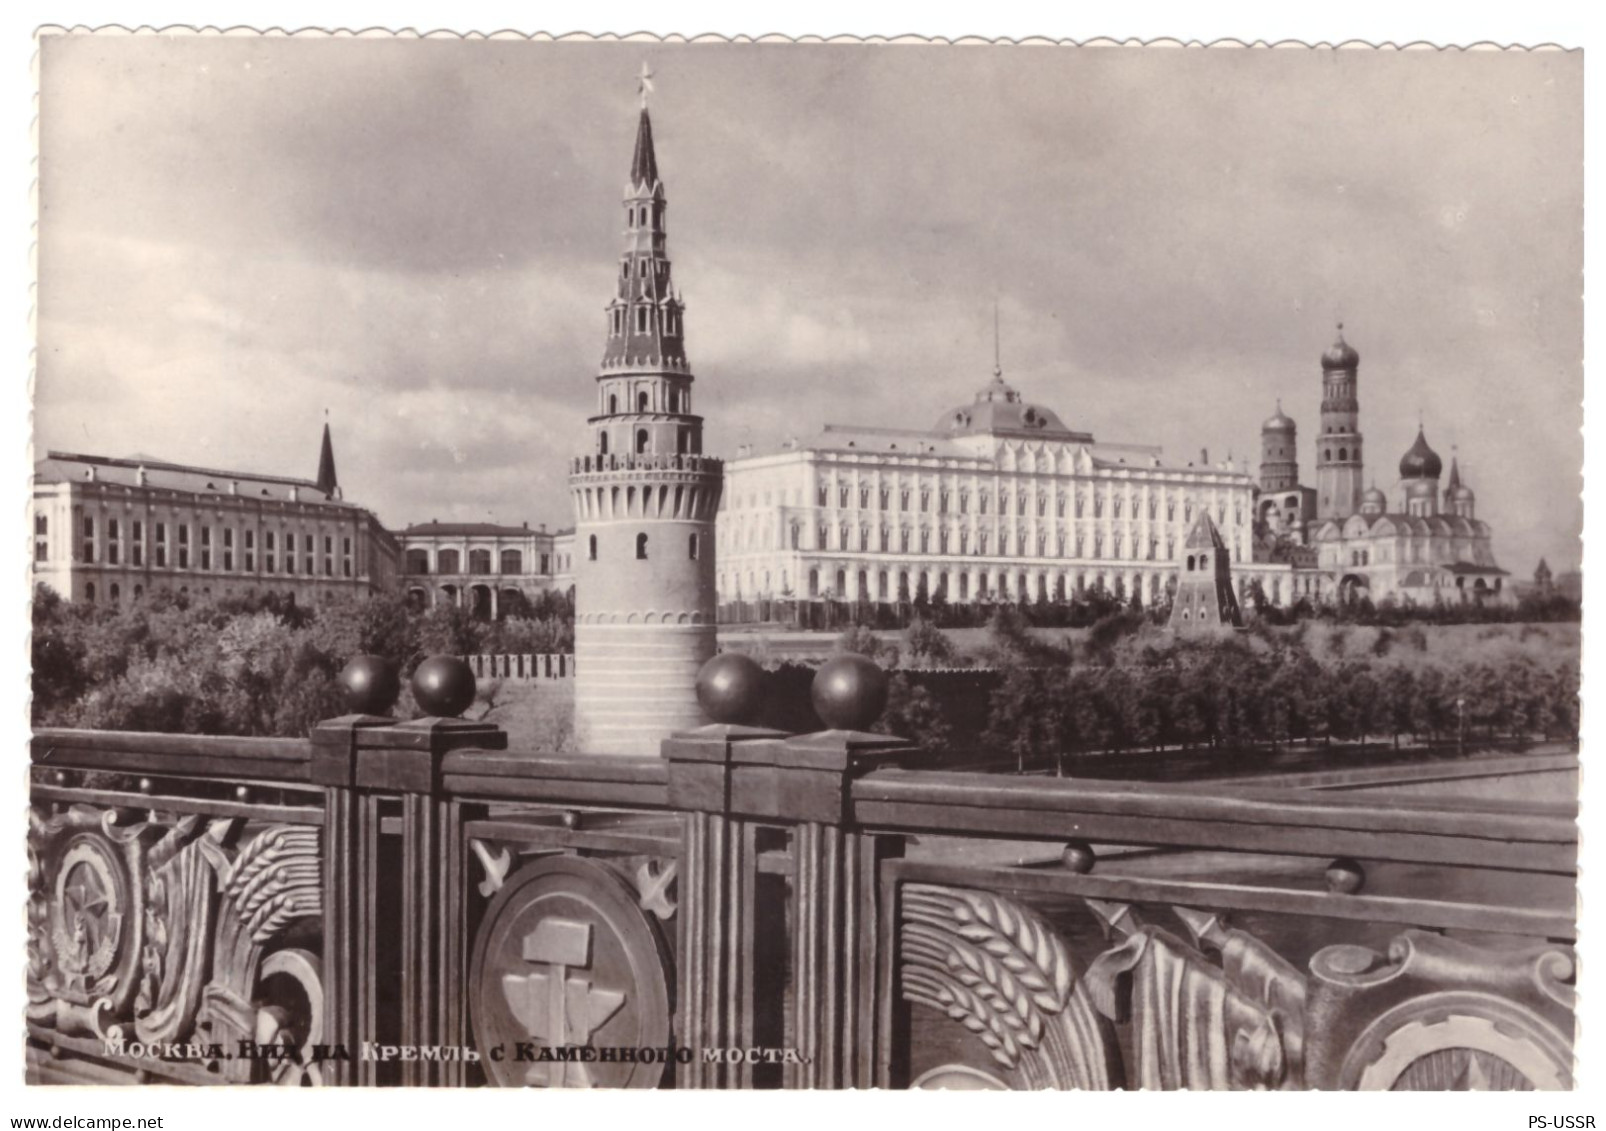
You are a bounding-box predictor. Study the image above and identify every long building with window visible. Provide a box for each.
[398,521,575,616]
[31,427,399,607]
[718,367,1291,614]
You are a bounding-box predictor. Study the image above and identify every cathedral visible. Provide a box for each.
[1252,327,1510,607]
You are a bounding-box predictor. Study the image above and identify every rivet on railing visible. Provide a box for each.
[810,653,889,732]
[1061,841,1096,874]
[695,652,766,726]
[138,778,154,795]
[339,654,402,716]
[235,785,251,803]
[1325,857,1365,894]
[411,655,477,719]
[50,769,68,786]
[133,1068,148,1084]
[561,810,582,830]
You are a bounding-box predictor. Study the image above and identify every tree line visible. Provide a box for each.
[726,579,1579,633]
[31,586,573,738]
[834,610,1580,764]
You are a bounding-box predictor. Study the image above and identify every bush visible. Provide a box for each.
[834,623,900,669]
[903,617,958,667]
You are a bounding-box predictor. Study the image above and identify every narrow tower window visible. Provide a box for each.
[599,432,609,455]
[609,393,618,414]
[636,533,649,560]
[636,429,649,454]
[588,535,598,561]
[688,533,699,560]
[638,391,650,412]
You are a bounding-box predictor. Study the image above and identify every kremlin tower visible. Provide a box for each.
[1315,324,1364,521]
[568,74,723,755]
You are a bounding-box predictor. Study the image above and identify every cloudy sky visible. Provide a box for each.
[35,36,1582,571]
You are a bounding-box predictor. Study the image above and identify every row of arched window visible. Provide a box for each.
[604,389,686,415]
[598,428,695,456]
[68,515,352,578]
[810,482,1240,526]
[607,303,681,339]
[723,520,1189,563]
[725,567,1175,604]
[584,532,701,563]
[405,548,551,577]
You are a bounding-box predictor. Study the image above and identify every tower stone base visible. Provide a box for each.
[573,621,716,755]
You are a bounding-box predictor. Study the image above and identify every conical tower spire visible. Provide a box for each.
[316,416,339,499]
[603,77,684,375]
[630,107,659,189]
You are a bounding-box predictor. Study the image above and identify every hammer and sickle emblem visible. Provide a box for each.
[501,918,626,1087]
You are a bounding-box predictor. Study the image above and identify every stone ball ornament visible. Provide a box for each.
[1326,857,1366,895]
[410,655,477,719]
[338,654,402,716]
[696,652,766,725]
[811,653,889,732]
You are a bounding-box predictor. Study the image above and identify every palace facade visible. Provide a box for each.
[718,366,1295,614]
[32,426,399,607]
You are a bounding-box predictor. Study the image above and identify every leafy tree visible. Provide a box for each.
[903,617,957,667]
[877,674,954,751]
[834,623,899,668]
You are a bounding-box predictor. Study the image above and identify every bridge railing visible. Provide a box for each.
[25,654,1577,1090]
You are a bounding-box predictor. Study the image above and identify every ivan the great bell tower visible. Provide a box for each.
[568,72,723,755]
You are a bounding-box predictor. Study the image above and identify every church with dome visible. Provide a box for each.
[1254,326,1510,607]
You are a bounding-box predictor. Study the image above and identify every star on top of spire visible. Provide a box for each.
[637,61,655,109]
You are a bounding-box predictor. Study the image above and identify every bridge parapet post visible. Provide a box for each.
[665,652,912,1088]
[313,656,506,1086]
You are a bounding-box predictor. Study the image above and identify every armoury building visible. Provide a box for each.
[31,426,401,607]
[31,426,580,615]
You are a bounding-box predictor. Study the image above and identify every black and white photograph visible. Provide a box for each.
[18,20,1586,1103]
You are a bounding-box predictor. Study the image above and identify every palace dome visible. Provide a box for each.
[1398,427,1443,480]
[1321,325,1360,371]
[1360,485,1387,511]
[936,370,1078,438]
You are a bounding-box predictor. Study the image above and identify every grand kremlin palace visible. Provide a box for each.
[716,366,1301,615]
